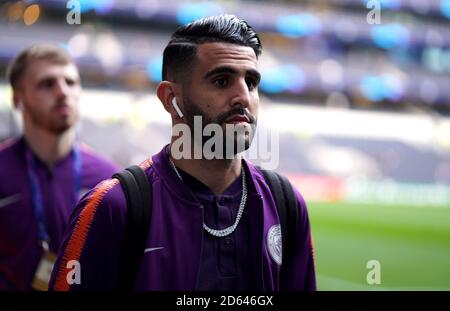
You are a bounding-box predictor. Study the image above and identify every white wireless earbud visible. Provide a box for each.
[172,97,184,118]
[16,101,24,111]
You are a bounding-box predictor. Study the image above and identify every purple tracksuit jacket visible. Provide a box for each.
[0,137,119,290]
[50,145,316,291]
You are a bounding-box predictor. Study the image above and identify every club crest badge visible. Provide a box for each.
[267,224,282,265]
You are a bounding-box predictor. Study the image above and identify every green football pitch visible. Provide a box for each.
[308,202,450,291]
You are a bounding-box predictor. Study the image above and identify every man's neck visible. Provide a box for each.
[24,126,75,169]
[169,142,242,195]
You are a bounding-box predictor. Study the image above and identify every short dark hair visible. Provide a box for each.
[162,14,262,82]
[7,44,73,90]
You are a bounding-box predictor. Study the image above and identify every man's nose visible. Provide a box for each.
[53,79,69,98]
[229,78,251,109]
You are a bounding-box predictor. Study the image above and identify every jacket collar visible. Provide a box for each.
[151,145,199,206]
[151,144,264,204]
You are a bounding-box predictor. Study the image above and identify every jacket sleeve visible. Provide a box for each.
[49,179,127,291]
[280,187,317,291]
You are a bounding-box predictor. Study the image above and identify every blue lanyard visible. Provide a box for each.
[25,144,82,246]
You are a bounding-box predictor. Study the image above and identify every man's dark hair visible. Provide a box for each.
[162,14,262,82]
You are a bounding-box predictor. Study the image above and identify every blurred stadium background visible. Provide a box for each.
[0,0,449,290]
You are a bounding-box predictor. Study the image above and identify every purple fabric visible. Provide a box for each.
[175,167,256,290]
[0,137,119,290]
[49,145,316,291]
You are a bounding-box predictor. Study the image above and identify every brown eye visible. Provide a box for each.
[214,78,228,88]
[40,79,54,89]
[66,78,75,86]
[245,77,258,90]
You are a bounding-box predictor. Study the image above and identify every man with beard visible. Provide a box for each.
[50,15,316,291]
[0,44,119,290]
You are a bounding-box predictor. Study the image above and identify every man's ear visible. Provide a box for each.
[157,81,181,118]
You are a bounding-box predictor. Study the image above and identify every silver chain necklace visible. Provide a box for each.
[168,158,247,237]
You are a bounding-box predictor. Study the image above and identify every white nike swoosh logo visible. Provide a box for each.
[144,247,164,254]
[0,193,22,209]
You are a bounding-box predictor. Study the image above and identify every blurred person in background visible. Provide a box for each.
[0,44,119,290]
[50,15,315,291]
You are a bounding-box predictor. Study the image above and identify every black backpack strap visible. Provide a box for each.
[261,170,299,268]
[276,173,300,263]
[113,165,153,290]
